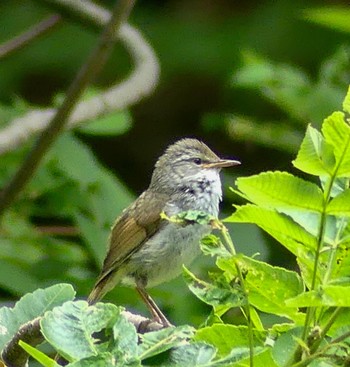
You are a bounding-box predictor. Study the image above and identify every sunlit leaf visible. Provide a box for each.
[286,285,350,307]
[235,172,324,212]
[293,124,334,176]
[322,111,350,177]
[327,188,350,216]
[217,255,304,322]
[194,324,265,357]
[226,205,317,253]
[19,341,58,367]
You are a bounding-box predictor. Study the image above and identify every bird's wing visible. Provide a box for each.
[98,190,168,283]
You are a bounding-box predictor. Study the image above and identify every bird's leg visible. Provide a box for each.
[136,285,172,327]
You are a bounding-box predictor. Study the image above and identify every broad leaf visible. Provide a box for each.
[217,255,304,322]
[183,266,245,308]
[322,111,350,177]
[138,325,194,360]
[327,188,350,216]
[293,124,334,176]
[162,343,253,367]
[286,285,350,307]
[194,324,265,357]
[0,284,75,350]
[69,353,130,367]
[112,313,138,361]
[235,171,324,213]
[40,301,121,362]
[226,204,317,253]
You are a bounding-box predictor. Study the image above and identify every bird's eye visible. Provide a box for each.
[193,158,202,165]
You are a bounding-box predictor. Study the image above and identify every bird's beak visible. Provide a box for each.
[202,159,241,169]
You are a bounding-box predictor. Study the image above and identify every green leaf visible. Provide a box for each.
[0,284,75,350]
[73,212,109,266]
[194,324,265,357]
[138,325,195,360]
[327,188,350,216]
[112,313,138,360]
[303,7,350,33]
[164,343,253,367]
[343,85,350,114]
[19,340,58,367]
[50,134,102,186]
[0,259,40,295]
[322,111,350,177]
[286,285,350,307]
[292,124,334,176]
[235,171,324,213]
[200,235,231,258]
[78,110,132,136]
[164,342,216,366]
[183,266,245,308]
[69,353,129,367]
[271,327,302,367]
[217,255,305,322]
[226,205,317,253]
[40,301,121,362]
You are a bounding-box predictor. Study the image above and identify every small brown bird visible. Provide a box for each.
[88,138,240,325]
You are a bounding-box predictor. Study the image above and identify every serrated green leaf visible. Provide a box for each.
[78,110,132,136]
[286,285,350,307]
[19,340,58,367]
[292,125,334,176]
[236,172,324,212]
[183,266,245,308]
[138,325,195,360]
[322,111,350,177]
[0,284,75,350]
[217,255,304,322]
[194,325,265,357]
[226,205,317,253]
[40,301,121,362]
[327,188,350,216]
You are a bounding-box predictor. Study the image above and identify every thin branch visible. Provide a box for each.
[0,0,136,217]
[1,318,43,367]
[0,14,61,60]
[0,0,160,155]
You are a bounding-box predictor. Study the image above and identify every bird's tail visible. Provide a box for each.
[87,269,124,304]
[87,275,111,305]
